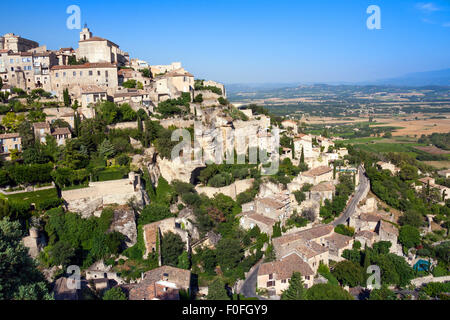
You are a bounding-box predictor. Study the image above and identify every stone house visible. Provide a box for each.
[253,195,291,222]
[377,220,399,251]
[437,169,450,179]
[0,133,21,160]
[51,127,71,146]
[128,266,191,300]
[239,211,277,236]
[300,166,333,185]
[0,33,39,53]
[80,84,108,107]
[33,122,51,143]
[309,181,335,205]
[45,107,76,128]
[321,233,353,260]
[281,119,298,134]
[294,134,313,159]
[354,230,378,248]
[257,253,315,296]
[376,161,400,175]
[113,89,152,109]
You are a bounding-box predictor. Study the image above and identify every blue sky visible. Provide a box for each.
[1,0,449,84]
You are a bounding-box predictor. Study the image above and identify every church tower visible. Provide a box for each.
[79,24,92,41]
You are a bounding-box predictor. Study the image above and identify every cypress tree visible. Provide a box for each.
[281,272,307,300]
[300,147,305,164]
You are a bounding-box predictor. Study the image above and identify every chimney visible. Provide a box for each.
[162,273,169,281]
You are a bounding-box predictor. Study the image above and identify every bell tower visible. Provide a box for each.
[79,24,92,41]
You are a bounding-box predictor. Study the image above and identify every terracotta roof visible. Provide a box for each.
[257,197,285,210]
[114,91,147,98]
[129,280,180,300]
[359,212,383,222]
[79,36,119,48]
[159,69,194,78]
[290,241,328,259]
[0,49,11,54]
[355,230,377,239]
[324,233,352,249]
[273,225,333,247]
[33,122,50,129]
[379,220,399,236]
[51,63,117,70]
[51,127,71,136]
[419,177,434,184]
[258,253,314,280]
[245,213,277,227]
[311,181,335,192]
[81,85,106,94]
[0,133,20,139]
[142,266,191,289]
[302,166,333,177]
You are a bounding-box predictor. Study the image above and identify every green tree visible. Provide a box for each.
[98,139,116,160]
[103,287,127,300]
[63,88,70,107]
[0,218,53,300]
[2,112,26,132]
[369,285,397,300]
[206,278,229,300]
[281,272,307,300]
[215,238,244,273]
[161,231,185,267]
[331,260,364,287]
[399,225,421,250]
[306,283,354,300]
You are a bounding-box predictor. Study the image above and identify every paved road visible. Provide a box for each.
[239,262,267,300]
[332,165,369,227]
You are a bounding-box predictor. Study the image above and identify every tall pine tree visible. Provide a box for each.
[281,272,307,300]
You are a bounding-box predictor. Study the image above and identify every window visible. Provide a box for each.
[10,59,14,64]
[73,72,76,76]
[80,71,83,76]
[97,71,101,76]
[105,70,108,77]
[266,281,275,287]
[281,279,287,284]
[55,73,59,78]
[269,273,273,280]
[89,70,93,76]
[63,72,66,77]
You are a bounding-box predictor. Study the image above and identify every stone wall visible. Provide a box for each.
[62,173,146,218]
[195,179,254,200]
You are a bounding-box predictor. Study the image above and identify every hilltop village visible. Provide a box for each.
[0,29,449,301]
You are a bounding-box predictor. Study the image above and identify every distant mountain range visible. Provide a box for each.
[367,68,450,87]
[226,68,450,93]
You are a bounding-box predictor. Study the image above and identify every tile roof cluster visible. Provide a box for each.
[257,197,286,210]
[258,253,314,280]
[273,225,334,247]
[51,127,71,135]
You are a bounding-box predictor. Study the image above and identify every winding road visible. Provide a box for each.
[332,165,369,227]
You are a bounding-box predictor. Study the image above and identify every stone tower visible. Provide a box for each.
[79,26,92,41]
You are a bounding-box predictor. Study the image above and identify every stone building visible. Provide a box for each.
[257,253,315,296]
[0,33,39,52]
[50,62,118,97]
[0,133,21,160]
[309,181,335,205]
[127,266,191,300]
[77,27,128,66]
[239,211,277,236]
[299,166,333,185]
[376,161,400,175]
[294,134,313,159]
[80,85,108,107]
[281,120,298,134]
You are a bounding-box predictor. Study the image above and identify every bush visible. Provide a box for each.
[35,198,63,211]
